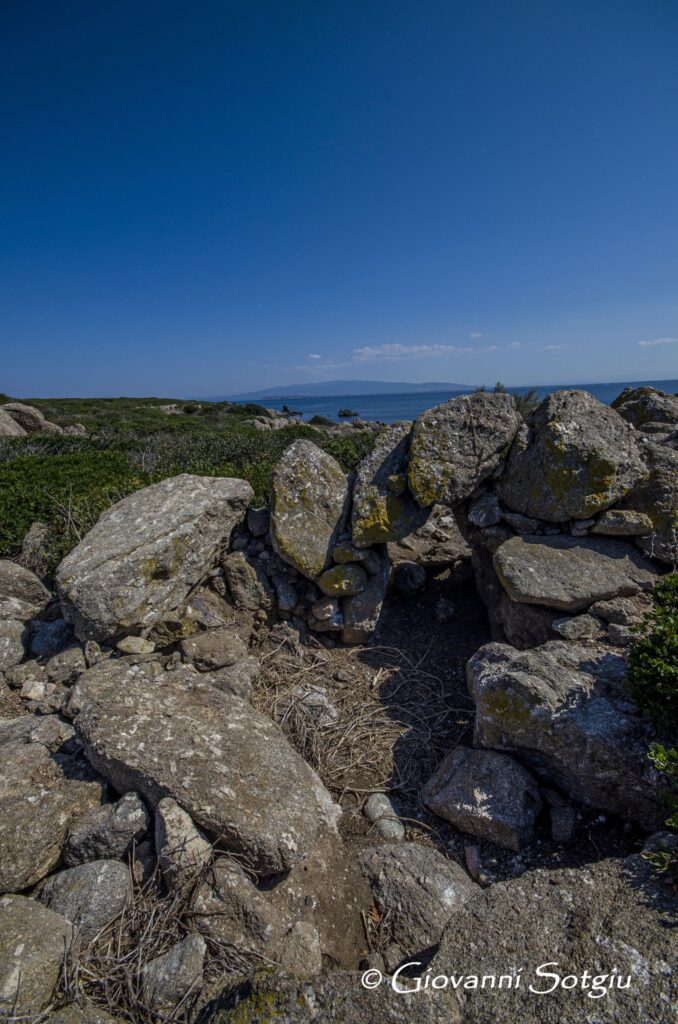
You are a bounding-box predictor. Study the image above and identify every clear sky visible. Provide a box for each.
[2,0,677,397]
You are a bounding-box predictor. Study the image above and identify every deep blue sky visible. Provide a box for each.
[2,0,677,397]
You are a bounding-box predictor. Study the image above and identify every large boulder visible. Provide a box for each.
[619,442,678,564]
[56,474,252,642]
[270,440,350,579]
[0,559,51,621]
[0,895,73,1017]
[69,660,341,873]
[612,385,678,428]
[468,641,664,828]
[493,534,658,612]
[0,407,27,435]
[2,401,48,432]
[497,390,647,521]
[351,423,428,546]
[358,842,477,954]
[408,392,520,507]
[0,738,104,893]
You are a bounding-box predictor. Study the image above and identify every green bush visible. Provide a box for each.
[643,743,678,884]
[627,574,678,732]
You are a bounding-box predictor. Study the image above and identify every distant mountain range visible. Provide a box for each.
[223,379,475,400]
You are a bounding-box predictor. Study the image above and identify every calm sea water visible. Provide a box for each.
[237,379,678,424]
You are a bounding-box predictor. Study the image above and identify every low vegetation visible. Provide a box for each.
[627,574,678,731]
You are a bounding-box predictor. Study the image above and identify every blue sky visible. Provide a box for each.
[2,0,677,397]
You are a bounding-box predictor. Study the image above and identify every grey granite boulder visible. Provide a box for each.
[0,895,72,1016]
[619,442,678,564]
[141,934,206,1014]
[270,440,350,579]
[56,474,252,642]
[70,660,341,873]
[341,546,389,643]
[0,407,27,435]
[468,641,663,827]
[39,860,132,944]
[63,792,149,867]
[493,534,658,612]
[351,423,428,546]
[0,558,50,621]
[498,390,647,521]
[359,842,477,953]
[408,392,520,507]
[423,747,542,851]
[0,738,104,893]
[612,384,678,428]
[0,619,27,671]
[2,401,49,432]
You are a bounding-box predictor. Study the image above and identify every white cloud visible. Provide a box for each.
[306,353,322,360]
[488,345,498,351]
[510,341,523,349]
[638,337,677,348]
[351,343,473,363]
[543,344,566,351]
[469,331,483,339]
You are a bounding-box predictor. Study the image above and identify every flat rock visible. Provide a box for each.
[619,441,678,564]
[429,854,676,1024]
[0,559,50,620]
[351,423,428,546]
[408,392,520,507]
[498,390,647,521]
[423,747,542,851]
[359,842,477,953]
[39,860,132,944]
[468,641,664,828]
[56,474,252,642]
[590,509,653,536]
[0,740,104,892]
[0,894,73,1017]
[63,792,149,866]
[179,627,248,670]
[270,440,349,579]
[493,534,658,611]
[70,660,341,873]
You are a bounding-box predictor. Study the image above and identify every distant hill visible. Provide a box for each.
[222,379,475,400]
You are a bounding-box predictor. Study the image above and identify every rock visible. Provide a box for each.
[607,622,635,647]
[0,895,72,1017]
[619,442,678,564]
[391,560,426,594]
[591,509,653,536]
[469,526,512,640]
[498,390,647,521]
[247,506,270,537]
[141,934,206,1014]
[429,854,675,1024]
[63,793,150,867]
[56,474,252,642]
[589,595,647,624]
[318,563,367,596]
[332,539,381,570]
[222,551,274,612]
[45,1005,122,1023]
[551,613,605,641]
[550,804,577,843]
[0,619,27,671]
[30,617,73,657]
[45,646,87,684]
[209,656,261,700]
[270,441,349,579]
[311,596,342,621]
[18,520,51,579]
[0,407,27,435]
[0,739,103,892]
[278,920,323,977]
[278,683,339,728]
[155,797,212,888]
[408,392,520,507]
[0,559,50,620]
[180,628,247,671]
[493,534,658,612]
[38,860,132,944]
[423,748,542,851]
[341,547,389,643]
[359,842,477,953]
[70,660,340,873]
[498,592,557,649]
[612,384,678,428]
[388,505,471,571]
[569,516,595,537]
[468,641,664,828]
[351,424,428,546]
[271,574,297,612]
[1,401,47,432]
[434,596,456,623]
[467,492,502,528]
[501,510,544,534]
[116,635,155,654]
[364,793,405,840]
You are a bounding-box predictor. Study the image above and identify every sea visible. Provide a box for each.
[235,379,678,424]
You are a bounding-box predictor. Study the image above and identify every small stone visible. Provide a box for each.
[364,793,405,840]
[63,793,150,867]
[179,628,247,671]
[116,636,155,655]
[468,493,502,528]
[589,596,644,625]
[0,619,27,671]
[550,805,577,843]
[570,518,595,537]
[141,934,206,1014]
[552,614,604,641]
[391,560,426,594]
[607,622,635,647]
[209,656,261,700]
[156,798,211,889]
[318,563,367,597]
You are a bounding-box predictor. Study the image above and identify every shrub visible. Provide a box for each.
[627,574,678,732]
[309,414,335,426]
[643,743,678,885]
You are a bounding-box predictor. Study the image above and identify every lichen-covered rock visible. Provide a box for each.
[0,739,104,893]
[423,747,542,851]
[317,563,367,596]
[612,384,678,428]
[63,792,150,867]
[222,551,274,612]
[270,440,349,579]
[39,860,132,944]
[497,390,647,521]
[619,442,678,564]
[590,509,653,536]
[408,392,520,507]
[359,842,477,953]
[493,534,658,611]
[0,559,50,621]
[56,474,252,642]
[0,895,72,1017]
[351,423,428,546]
[70,660,341,873]
[341,546,389,643]
[468,641,663,827]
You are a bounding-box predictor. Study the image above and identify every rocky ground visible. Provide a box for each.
[0,385,676,1024]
